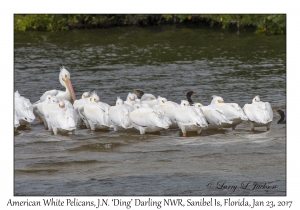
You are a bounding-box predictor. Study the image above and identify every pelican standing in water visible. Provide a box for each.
[83,91,112,131]
[185,91,232,129]
[33,67,77,123]
[209,95,248,130]
[15,91,35,130]
[129,103,171,134]
[109,97,134,131]
[243,95,273,131]
[48,100,76,135]
[174,100,208,137]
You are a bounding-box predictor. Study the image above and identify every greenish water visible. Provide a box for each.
[14,25,286,195]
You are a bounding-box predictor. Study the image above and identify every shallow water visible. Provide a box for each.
[14,25,286,196]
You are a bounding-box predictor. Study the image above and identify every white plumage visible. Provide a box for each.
[14,91,35,130]
[243,95,273,131]
[48,101,76,135]
[38,67,77,103]
[83,92,112,130]
[193,103,232,129]
[174,100,208,137]
[209,95,248,130]
[73,92,90,127]
[108,97,133,131]
[153,96,180,128]
[129,103,171,134]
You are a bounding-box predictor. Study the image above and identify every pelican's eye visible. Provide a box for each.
[162,100,165,103]
[184,103,186,106]
[94,98,97,102]
[53,100,55,102]
[129,97,131,100]
[198,105,200,107]
[65,74,67,78]
[117,103,119,105]
[48,97,50,100]
[90,98,92,101]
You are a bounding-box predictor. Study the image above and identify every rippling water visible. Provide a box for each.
[14,25,286,196]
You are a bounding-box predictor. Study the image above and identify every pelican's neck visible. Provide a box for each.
[278,112,285,123]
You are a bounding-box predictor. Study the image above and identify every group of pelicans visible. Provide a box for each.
[14,67,286,136]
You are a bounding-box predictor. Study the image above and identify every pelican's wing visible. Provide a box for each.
[130,108,169,128]
[175,107,207,127]
[153,104,176,122]
[15,98,35,121]
[201,106,232,125]
[265,102,274,121]
[243,103,268,123]
[84,104,105,124]
[141,93,156,101]
[49,109,76,130]
[109,106,132,129]
[228,103,248,120]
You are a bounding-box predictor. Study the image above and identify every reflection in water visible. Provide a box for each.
[14,25,286,196]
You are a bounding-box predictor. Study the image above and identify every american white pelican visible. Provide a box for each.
[83,92,112,131]
[42,96,60,130]
[209,95,248,130]
[73,92,90,127]
[243,95,273,131]
[48,101,76,135]
[15,91,35,130]
[153,96,180,128]
[38,66,76,103]
[108,97,134,131]
[174,100,208,137]
[124,92,138,106]
[129,103,171,134]
[185,91,232,129]
[276,109,286,124]
[193,103,232,129]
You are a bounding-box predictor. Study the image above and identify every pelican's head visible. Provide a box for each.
[15,91,20,98]
[211,95,225,104]
[193,103,203,108]
[180,100,190,107]
[116,96,124,106]
[157,96,168,104]
[50,96,59,104]
[253,95,260,103]
[82,92,90,99]
[59,66,76,101]
[126,93,137,101]
[89,91,100,103]
[58,101,65,108]
[133,103,142,110]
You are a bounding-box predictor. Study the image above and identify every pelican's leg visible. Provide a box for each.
[250,122,254,131]
[71,129,75,135]
[197,129,202,135]
[52,127,58,135]
[139,127,145,135]
[266,124,270,131]
[182,133,186,137]
[232,125,237,130]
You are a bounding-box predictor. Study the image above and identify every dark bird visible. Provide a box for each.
[186,91,196,105]
[276,109,286,124]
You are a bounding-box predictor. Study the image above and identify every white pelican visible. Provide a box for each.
[174,100,208,137]
[129,103,171,134]
[124,92,138,106]
[193,103,233,129]
[73,92,90,127]
[209,95,248,130]
[108,97,134,131]
[153,96,180,128]
[185,91,232,129]
[42,96,60,130]
[48,101,76,135]
[15,91,35,130]
[38,66,76,103]
[243,95,273,131]
[83,92,112,131]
